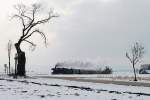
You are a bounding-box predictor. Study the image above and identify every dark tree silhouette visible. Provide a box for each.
[12,4,57,76]
[126,42,144,81]
[7,40,13,74]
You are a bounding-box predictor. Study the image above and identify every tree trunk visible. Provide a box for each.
[15,43,26,76]
[133,63,137,81]
[8,56,10,74]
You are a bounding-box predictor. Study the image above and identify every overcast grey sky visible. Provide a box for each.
[0,0,150,73]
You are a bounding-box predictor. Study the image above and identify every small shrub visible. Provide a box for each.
[101,66,112,74]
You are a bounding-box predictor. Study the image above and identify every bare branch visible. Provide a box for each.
[12,3,57,49]
[126,42,145,66]
[24,40,36,46]
[23,29,47,45]
[24,11,58,37]
[36,10,58,25]
[32,4,41,17]
[14,4,26,15]
[34,29,47,45]
[135,59,139,65]
[12,14,26,30]
[21,13,32,21]
[126,52,132,63]
[24,40,36,51]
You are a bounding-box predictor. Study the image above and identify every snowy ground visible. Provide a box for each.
[0,75,150,100]
[45,72,150,83]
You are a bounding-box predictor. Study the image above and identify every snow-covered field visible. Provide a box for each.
[0,75,150,100]
[45,72,150,83]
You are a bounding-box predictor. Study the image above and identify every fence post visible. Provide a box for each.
[14,53,18,78]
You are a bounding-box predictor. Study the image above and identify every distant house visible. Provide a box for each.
[139,64,150,74]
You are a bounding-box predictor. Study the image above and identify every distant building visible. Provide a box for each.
[139,64,150,74]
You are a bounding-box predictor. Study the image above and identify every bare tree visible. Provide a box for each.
[12,3,58,76]
[7,40,13,74]
[126,42,145,81]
